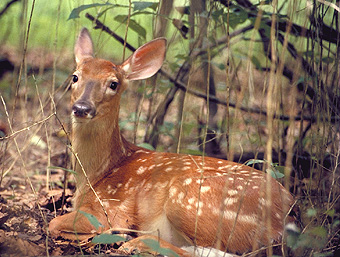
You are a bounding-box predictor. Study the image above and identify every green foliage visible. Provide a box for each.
[245,159,285,179]
[141,238,180,257]
[286,208,339,256]
[138,142,155,150]
[114,15,146,39]
[267,165,285,179]
[68,3,114,20]
[78,210,103,230]
[132,1,158,12]
[92,234,126,244]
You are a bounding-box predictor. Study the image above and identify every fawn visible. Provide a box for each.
[49,28,294,256]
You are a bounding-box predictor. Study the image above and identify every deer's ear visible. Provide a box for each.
[74,28,94,64]
[121,38,166,81]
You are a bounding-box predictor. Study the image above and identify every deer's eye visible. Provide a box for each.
[72,75,78,83]
[110,81,118,91]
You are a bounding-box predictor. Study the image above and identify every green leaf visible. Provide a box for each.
[274,165,285,174]
[48,166,76,175]
[310,227,327,238]
[212,61,226,70]
[141,238,180,257]
[245,159,265,166]
[325,208,335,217]
[133,1,158,11]
[68,3,113,20]
[267,168,285,179]
[322,57,334,64]
[251,56,262,69]
[114,15,146,39]
[138,142,155,151]
[79,210,103,230]
[212,9,224,22]
[223,6,249,29]
[307,208,317,217]
[92,234,126,244]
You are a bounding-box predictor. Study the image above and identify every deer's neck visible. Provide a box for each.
[71,113,134,192]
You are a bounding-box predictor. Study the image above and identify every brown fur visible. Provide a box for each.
[49,28,294,255]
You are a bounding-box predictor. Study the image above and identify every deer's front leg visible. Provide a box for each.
[49,209,106,241]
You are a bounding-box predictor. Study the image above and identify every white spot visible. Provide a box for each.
[183,162,191,165]
[196,201,203,216]
[165,167,173,172]
[275,213,281,219]
[102,201,110,208]
[155,181,169,188]
[218,165,232,170]
[227,189,238,196]
[217,161,223,164]
[188,197,195,205]
[237,185,243,191]
[201,186,211,193]
[117,183,122,188]
[148,164,156,170]
[128,187,136,194]
[224,197,238,206]
[144,183,153,191]
[239,170,249,174]
[182,166,191,171]
[230,165,241,171]
[137,166,147,174]
[212,208,220,215]
[252,186,259,189]
[183,178,192,185]
[124,178,133,189]
[238,214,257,224]
[222,210,238,220]
[177,192,185,204]
[135,149,149,154]
[228,177,234,181]
[169,187,177,198]
[108,188,118,195]
[259,198,266,206]
[156,163,164,167]
[203,166,215,170]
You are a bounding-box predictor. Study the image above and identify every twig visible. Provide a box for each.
[0,112,56,140]
[84,13,340,124]
[85,13,136,52]
[0,0,20,17]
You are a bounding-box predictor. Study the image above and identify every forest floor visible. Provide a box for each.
[0,45,135,256]
[0,99,133,256]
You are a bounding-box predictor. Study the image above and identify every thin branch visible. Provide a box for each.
[0,0,20,17]
[84,13,339,124]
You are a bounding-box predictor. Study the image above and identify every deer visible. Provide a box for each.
[49,28,294,256]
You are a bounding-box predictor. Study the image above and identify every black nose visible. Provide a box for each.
[72,101,96,118]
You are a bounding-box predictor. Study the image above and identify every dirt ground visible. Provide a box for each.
[0,44,136,255]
